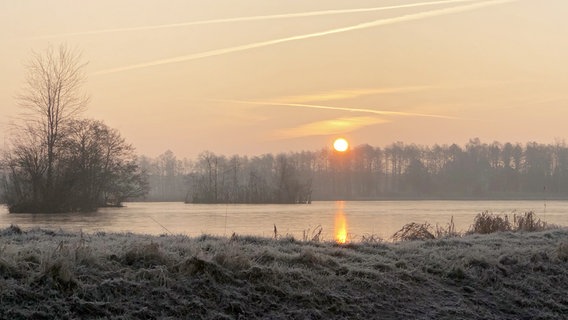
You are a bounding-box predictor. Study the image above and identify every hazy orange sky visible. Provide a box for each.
[1,0,567,158]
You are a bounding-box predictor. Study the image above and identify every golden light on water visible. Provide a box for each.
[334,201,348,244]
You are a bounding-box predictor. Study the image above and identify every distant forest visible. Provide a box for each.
[139,138,568,203]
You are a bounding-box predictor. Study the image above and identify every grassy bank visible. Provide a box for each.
[1,225,568,319]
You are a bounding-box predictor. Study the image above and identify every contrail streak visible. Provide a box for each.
[212,99,460,120]
[94,0,517,75]
[43,0,478,39]
[274,86,435,104]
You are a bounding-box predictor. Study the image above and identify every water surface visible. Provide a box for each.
[0,200,564,241]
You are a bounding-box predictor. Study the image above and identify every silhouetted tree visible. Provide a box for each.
[17,45,88,209]
[63,119,148,209]
[1,45,148,212]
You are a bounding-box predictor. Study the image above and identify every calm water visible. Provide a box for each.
[0,201,565,241]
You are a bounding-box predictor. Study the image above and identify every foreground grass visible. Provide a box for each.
[1,226,568,319]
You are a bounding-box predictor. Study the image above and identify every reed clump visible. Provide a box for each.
[392,222,435,242]
[469,211,552,235]
[391,211,554,243]
[469,211,512,234]
[360,233,383,243]
[273,224,323,243]
[514,211,548,232]
[435,216,460,238]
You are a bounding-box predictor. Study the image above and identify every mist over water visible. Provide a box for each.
[1,200,565,240]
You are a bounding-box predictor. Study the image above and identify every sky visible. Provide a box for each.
[1,0,568,158]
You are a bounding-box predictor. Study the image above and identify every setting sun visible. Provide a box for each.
[333,138,349,152]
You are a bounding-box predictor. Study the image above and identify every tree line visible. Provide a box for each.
[140,138,568,203]
[139,150,313,204]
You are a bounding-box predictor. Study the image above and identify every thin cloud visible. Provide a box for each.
[42,0,478,39]
[273,116,389,139]
[93,0,517,75]
[274,86,435,103]
[213,99,460,120]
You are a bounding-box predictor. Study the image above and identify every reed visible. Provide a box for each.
[392,222,435,241]
[469,211,511,234]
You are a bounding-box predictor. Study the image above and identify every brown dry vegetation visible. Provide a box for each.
[1,221,568,319]
[390,211,552,242]
[469,211,550,235]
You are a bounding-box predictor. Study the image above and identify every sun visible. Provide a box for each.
[333,138,349,152]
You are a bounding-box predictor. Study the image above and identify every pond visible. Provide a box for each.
[0,200,564,241]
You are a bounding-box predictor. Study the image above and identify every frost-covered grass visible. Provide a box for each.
[1,225,568,319]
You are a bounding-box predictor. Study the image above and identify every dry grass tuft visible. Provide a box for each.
[360,234,383,243]
[0,224,23,236]
[273,224,323,242]
[469,211,511,234]
[558,242,568,262]
[435,216,461,238]
[213,245,252,271]
[303,225,323,242]
[392,222,435,242]
[470,211,552,235]
[38,258,78,291]
[513,211,548,232]
[123,242,169,267]
[0,256,22,279]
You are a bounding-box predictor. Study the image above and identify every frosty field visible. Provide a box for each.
[1,225,567,319]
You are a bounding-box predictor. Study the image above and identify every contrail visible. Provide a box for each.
[273,86,435,104]
[94,0,517,75]
[43,0,478,39]
[211,99,460,120]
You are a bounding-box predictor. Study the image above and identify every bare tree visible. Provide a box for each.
[2,44,147,212]
[17,44,89,197]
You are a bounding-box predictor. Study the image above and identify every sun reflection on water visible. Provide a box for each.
[334,201,348,244]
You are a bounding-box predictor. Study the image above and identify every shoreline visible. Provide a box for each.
[1,226,568,319]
